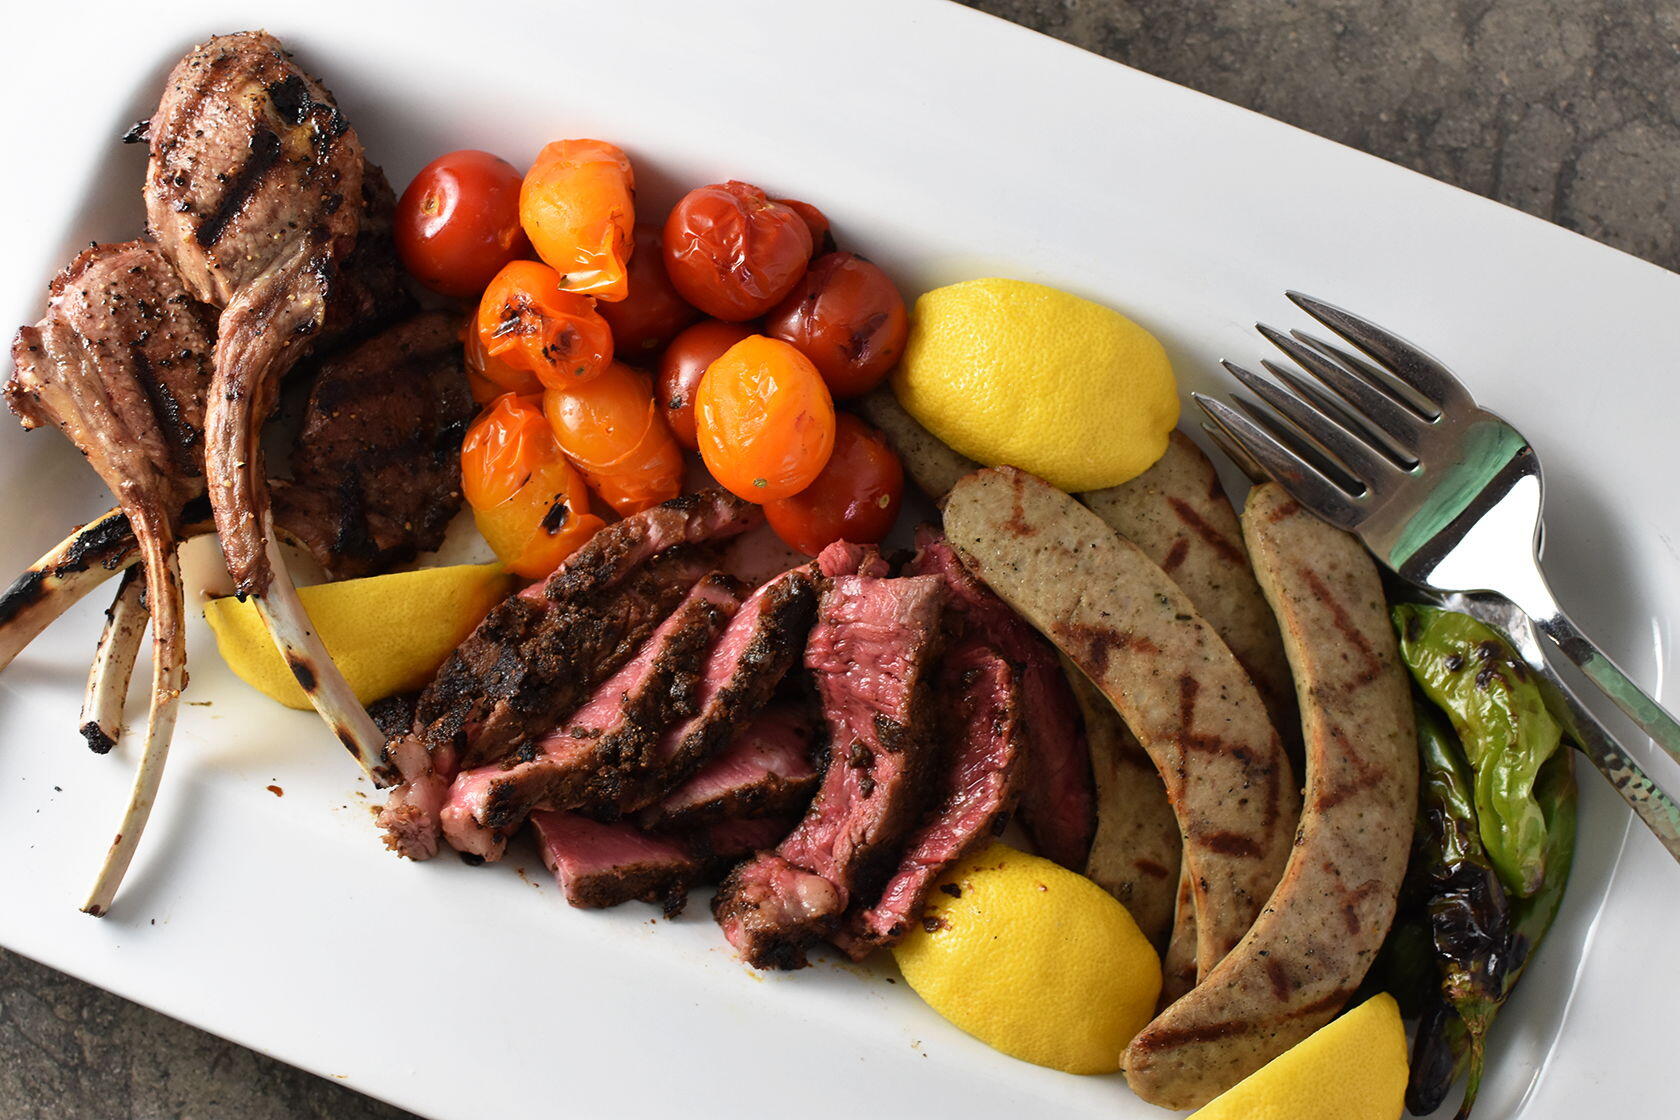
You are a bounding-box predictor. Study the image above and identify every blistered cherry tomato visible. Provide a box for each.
[519,139,635,301]
[461,320,542,404]
[461,394,606,578]
[695,336,835,502]
[395,150,530,298]
[598,223,700,360]
[663,182,813,321]
[774,197,834,256]
[476,260,613,390]
[543,363,684,515]
[764,414,903,555]
[657,319,756,450]
[764,252,909,399]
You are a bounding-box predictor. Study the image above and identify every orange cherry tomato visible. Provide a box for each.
[461,394,606,578]
[663,182,813,321]
[543,363,683,516]
[657,318,757,450]
[694,335,835,502]
[519,139,635,301]
[461,319,542,404]
[598,223,700,361]
[476,260,613,390]
[764,251,908,398]
[764,414,904,555]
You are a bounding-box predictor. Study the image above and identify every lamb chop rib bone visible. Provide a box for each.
[80,566,147,754]
[145,31,388,782]
[6,241,216,915]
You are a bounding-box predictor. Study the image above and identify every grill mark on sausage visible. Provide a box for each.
[1160,538,1190,572]
[1198,830,1266,859]
[1066,624,1161,675]
[1167,497,1247,566]
[1298,567,1383,685]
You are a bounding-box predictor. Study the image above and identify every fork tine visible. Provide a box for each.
[1256,355,1418,469]
[1285,292,1476,412]
[1286,330,1437,422]
[1192,393,1366,530]
[1257,323,1432,446]
[1200,421,1265,482]
[1222,358,1397,487]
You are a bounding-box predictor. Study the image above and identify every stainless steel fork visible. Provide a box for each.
[1196,293,1680,861]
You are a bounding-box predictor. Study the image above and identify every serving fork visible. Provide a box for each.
[1196,293,1680,862]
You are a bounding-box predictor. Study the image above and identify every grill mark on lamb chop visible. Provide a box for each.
[380,491,762,860]
[7,240,217,915]
[838,641,1025,956]
[272,311,471,579]
[907,529,1095,869]
[641,703,819,831]
[440,574,743,861]
[145,31,387,779]
[713,560,947,969]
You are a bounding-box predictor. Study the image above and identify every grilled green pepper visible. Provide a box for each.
[1404,702,1511,1117]
[1394,604,1564,897]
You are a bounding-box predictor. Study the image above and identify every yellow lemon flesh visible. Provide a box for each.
[893,277,1178,492]
[892,842,1161,1074]
[1189,993,1408,1120]
[204,563,514,710]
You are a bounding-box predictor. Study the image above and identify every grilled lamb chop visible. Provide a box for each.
[713,562,947,969]
[907,530,1095,869]
[273,311,471,579]
[382,491,763,859]
[838,641,1025,956]
[6,240,217,914]
[641,703,819,831]
[440,574,743,861]
[144,31,387,778]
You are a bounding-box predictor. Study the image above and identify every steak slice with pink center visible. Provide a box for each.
[713,569,946,969]
[836,640,1026,957]
[531,811,696,915]
[440,574,743,860]
[908,529,1095,869]
[642,702,819,830]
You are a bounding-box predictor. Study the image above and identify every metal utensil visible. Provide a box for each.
[1196,294,1680,861]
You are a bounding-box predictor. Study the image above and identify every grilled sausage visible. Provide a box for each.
[1066,656,1181,950]
[1079,431,1295,741]
[856,387,978,501]
[1159,863,1199,1005]
[944,467,1297,977]
[1121,483,1417,1110]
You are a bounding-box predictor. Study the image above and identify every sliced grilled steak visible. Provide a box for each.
[273,312,472,579]
[643,703,819,830]
[839,641,1026,956]
[531,811,695,915]
[908,530,1094,869]
[610,563,820,815]
[713,570,946,969]
[440,574,742,860]
[685,815,799,877]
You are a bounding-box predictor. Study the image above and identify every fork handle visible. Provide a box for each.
[1525,599,1680,768]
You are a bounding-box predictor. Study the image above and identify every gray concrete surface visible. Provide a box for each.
[4,1,1676,1117]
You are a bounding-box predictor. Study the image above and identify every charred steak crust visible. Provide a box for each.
[275,311,472,579]
[713,570,948,969]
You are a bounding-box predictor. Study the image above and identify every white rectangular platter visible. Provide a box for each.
[2,2,1678,1117]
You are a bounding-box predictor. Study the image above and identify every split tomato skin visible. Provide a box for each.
[663,181,813,321]
[460,394,605,579]
[461,319,543,404]
[695,335,835,503]
[475,260,613,390]
[774,197,834,256]
[598,223,700,361]
[764,414,904,555]
[657,318,757,450]
[519,139,636,301]
[764,251,908,399]
[395,149,530,298]
[543,362,684,516]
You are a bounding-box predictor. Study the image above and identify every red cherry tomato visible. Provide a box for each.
[395,150,530,298]
[476,260,614,390]
[774,197,834,256]
[765,415,903,555]
[598,223,700,361]
[695,335,835,502]
[764,252,909,398]
[662,181,813,321]
[656,318,756,450]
